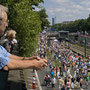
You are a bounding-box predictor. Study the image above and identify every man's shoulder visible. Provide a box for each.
[0,45,6,50]
[0,45,4,49]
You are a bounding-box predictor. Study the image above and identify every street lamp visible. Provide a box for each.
[84,36,87,58]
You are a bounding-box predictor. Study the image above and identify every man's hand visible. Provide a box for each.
[41,58,47,63]
[33,56,41,60]
[32,59,47,70]
[3,65,9,71]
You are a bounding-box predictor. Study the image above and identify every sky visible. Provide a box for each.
[41,0,90,24]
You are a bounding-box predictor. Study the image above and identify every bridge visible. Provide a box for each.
[47,31,59,37]
[46,31,69,40]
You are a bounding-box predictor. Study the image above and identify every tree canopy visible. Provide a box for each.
[38,9,50,30]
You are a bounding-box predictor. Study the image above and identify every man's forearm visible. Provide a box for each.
[9,55,38,60]
[7,59,34,70]
[4,58,47,70]
[9,54,23,60]
[23,56,37,60]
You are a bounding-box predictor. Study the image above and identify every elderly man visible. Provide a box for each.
[0,5,47,89]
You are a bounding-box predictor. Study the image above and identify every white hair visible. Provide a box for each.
[0,5,8,20]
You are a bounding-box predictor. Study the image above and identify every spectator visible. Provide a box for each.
[47,74,51,86]
[51,76,57,90]
[57,70,60,79]
[61,83,65,90]
[64,77,67,86]
[66,80,70,90]
[0,29,16,53]
[44,75,48,86]
[76,75,80,83]
[80,77,83,88]
[59,77,64,89]
[50,69,54,78]
[86,75,89,88]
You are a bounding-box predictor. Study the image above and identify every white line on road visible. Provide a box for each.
[35,70,42,90]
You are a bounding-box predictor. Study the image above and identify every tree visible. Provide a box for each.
[31,0,44,6]
[38,9,50,30]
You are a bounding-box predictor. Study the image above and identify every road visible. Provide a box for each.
[37,69,59,90]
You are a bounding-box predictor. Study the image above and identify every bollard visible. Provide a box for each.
[32,75,36,89]
[0,69,8,90]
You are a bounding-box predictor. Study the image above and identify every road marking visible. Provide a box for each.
[35,70,42,90]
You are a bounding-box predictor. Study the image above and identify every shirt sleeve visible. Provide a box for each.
[0,46,11,57]
[0,56,10,69]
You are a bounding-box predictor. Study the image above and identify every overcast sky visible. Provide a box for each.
[41,0,90,24]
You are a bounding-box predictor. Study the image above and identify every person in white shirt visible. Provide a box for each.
[57,71,60,79]
[52,76,57,89]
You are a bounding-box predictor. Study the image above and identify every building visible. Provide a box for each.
[52,17,56,25]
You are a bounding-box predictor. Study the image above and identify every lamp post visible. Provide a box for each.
[84,36,87,58]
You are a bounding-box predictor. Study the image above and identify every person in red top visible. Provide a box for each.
[44,75,48,86]
[80,77,83,88]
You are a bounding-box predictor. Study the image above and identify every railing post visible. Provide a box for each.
[84,36,87,58]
